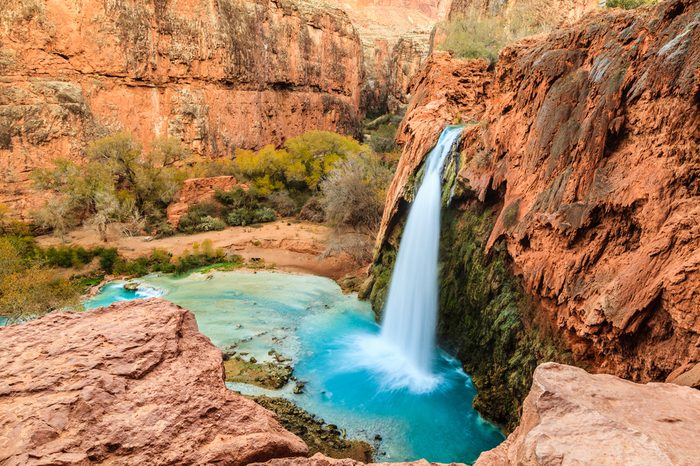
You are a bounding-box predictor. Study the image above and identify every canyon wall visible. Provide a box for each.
[339,0,451,115]
[371,0,700,428]
[0,0,363,214]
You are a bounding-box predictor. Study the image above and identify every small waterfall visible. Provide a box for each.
[379,125,463,378]
[341,126,463,393]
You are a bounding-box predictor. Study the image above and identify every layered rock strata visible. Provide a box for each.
[0,0,363,214]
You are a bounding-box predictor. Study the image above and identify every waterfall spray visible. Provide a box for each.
[341,126,463,393]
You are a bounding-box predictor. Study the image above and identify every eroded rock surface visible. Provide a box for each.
[474,363,700,465]
[166,175,244,226]
[376,0,700,390]
[0,0,363,214]
[0,299,308,465]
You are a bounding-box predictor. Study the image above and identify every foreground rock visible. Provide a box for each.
[0,299,307,465]
[474,363,700,465]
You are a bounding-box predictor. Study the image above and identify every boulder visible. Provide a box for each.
[475,363,700,465]
[0,299,308,465]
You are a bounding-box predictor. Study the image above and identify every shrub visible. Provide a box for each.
[32,133,191,239]
[298,196,325,223]
[321,153,394,234]
[233,131,369,194]
[268,191,298,217]
[97,248,119,273]
[44,245,95,268]
[225,207,276,226]
[437,1,556,63]
[174,241,226,274]
[606,0,656,8]
[437,10,508,63]
[197,216,227,232]
[214,187,263,210]
[0,237,80,323]
[177,202,221,233]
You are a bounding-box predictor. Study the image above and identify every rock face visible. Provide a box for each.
[166,175,243,226]
[373,0,700,425]
[339,0,450,114]
[0,0,363,214]
[474,363,700,466]
[0,299,308,465]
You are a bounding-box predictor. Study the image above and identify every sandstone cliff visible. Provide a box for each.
[337,0,450,114]
[372,0,700,427]
[0,0,363,213]
[474,363,700,466]
[0,298,308,465]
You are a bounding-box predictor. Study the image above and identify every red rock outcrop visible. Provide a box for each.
[0,299,308,465]
[376,0,700,386]
[0,0,363,214]
[474,363,700,466]
[166,175,244,226]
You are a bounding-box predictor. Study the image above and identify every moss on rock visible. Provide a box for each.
[223,355,293,390]
[436,206,571,431]
[250,396,374,462]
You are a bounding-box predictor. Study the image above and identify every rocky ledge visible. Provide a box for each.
[474,363,700,465]
[0,299,307,465]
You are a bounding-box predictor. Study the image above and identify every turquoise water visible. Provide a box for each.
[85,271,504,463]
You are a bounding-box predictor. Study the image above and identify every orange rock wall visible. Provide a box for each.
[377,0,700,385]
[0,0,363,214]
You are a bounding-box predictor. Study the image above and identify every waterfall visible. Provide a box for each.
[341,126,463,393]
[379,125,463,375]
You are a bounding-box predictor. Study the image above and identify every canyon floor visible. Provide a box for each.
[37,220,361,281]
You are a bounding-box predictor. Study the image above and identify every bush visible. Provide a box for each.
[214,187,264,210]
[321,153,394,234]
[437,10,509,62]
[233,131,369,194]
[177,202,222,233]
[268,191,298,217]
[0,237,80,323]
[298,196,325,223]
[32,133,191,239]
[44,245,95,268]
[226,207,276,226]
[437,1,556,63]
[97,248,119,274]
[174,240,226,274]
[606,0,656,8]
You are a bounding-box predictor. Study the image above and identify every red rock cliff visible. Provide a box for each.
[0,0,363,213]
[377,0,700,388]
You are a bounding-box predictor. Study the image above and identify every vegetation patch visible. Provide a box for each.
[250,396,374,462]
[436,0,560,63]
[606,0,657,9]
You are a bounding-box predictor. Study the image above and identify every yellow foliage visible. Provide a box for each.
[233,131,369,193]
